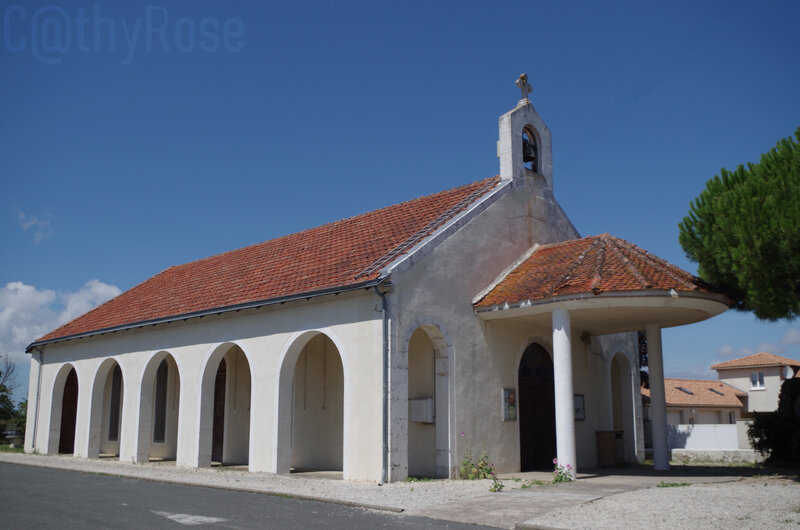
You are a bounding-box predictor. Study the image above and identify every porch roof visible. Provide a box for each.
[473,234,731,333]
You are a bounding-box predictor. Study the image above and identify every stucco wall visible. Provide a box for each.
[717,367,784,412]
[387,171,640,478]
[25,292,384,481]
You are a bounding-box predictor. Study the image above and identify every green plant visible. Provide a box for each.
[458,434,494,480]
[748,380,800,464]
[489,475,504,492]
[405,476,433,482]
[657,481,690,488]
[0,444,24,453]
[552,458,573,483]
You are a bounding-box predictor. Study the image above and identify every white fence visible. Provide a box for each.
[667,423,752,450]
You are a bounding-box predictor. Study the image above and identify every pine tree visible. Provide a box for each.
[679,127,800,321]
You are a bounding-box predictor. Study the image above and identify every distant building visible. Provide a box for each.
[641,378,745,426]
[711,353,800,414]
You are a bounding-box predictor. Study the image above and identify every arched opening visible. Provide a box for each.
[407,326,450,478]
[518,343,555,471]
[198,344,252,467]
[610,353,634,462]
[522,126,539,173]
[136,353,181,463]
[88,359,124,458]
[276,333,344,474]
[58,368,79,454]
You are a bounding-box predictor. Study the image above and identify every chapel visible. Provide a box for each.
[25,76,729,481]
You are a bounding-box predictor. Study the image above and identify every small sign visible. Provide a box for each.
[574,394,585,421]
[503,388,516,421]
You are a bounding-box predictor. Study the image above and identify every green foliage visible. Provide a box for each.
[678,127,800,320]
[552,459,574,483]
[657,481,691,488]
[458,443,494,480]
[747,379,800,463]
[488,476,504,492]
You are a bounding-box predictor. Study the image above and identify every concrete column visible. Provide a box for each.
[552,308,576,478]
[646,324,669,471]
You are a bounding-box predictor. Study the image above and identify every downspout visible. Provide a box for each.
[31,346,44,451]
[373,283,390,484]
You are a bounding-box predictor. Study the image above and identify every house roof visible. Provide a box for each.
[474,233,721,308]
[32,177,502,347]
[710,352,800,371]
[641,378,746,408]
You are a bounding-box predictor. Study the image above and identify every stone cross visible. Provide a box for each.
[515,73,532,102]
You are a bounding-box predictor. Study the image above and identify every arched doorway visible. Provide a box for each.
[136,353,181,463]
[519,343,555,471]
[198,344,252,467]
[406,325,450,478]
[58,367,79,454]
[88,359,124,458]
[276,333,344,474]
[610,352,634,462]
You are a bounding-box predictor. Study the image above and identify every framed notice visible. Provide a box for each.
[574,394,585,421]
[503,388,516,421]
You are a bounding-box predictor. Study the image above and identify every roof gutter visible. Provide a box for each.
[26,278,384,353]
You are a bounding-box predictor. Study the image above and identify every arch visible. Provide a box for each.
[197,342,254,468]
[522,125,540,173]
[610,352,635,463]
[518,343,556,471]
[47,363,79,455]
[87,357,126,459]
[135,350,182,463]
[274,329,349,476]
[404,323,452,478]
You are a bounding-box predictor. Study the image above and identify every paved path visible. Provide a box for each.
[0,463,489,529]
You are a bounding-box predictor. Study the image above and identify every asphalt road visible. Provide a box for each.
[1,463,489,529]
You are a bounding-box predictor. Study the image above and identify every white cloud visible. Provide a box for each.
[716,344,735,357]
[756,342,783,354]
[16,208,54,243]
[0,280,121,368]
[782,327,800,346]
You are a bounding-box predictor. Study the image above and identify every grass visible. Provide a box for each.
[405,476,433,482]
[0,444,24,453]
[656,481,691,488]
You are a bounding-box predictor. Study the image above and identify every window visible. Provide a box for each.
[153,360,168,443]
[750,371,765,390]
[108,365,122,442]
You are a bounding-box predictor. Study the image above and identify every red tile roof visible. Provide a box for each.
[35,177,501,345]
[641,378,746,408]
[475,233,721,308]
[710,352,800,370]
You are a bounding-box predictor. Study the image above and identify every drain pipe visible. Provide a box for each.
[373,283,390,484]
[31,346,44,451]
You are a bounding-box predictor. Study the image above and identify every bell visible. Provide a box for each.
[522,135,538,164]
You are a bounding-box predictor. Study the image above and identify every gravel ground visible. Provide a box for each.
[522,476,800,529]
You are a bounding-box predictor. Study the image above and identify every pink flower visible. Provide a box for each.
[552,458,558,465]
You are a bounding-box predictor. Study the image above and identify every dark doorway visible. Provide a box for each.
[518,343,556,471]
[59,369,79,454]
[212,359,226,463]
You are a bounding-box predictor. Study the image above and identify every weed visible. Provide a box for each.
[657,481,691,488]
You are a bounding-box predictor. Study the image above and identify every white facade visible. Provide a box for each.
[716,366,788,412]
[25,90,725,481]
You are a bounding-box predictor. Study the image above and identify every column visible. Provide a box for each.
[552,308,577,478]
[646,324,669,471]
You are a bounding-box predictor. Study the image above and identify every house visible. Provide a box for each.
[641,378,745,426]
[23,77,731,481]
[711,352,800,414]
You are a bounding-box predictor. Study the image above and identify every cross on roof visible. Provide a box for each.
[515,73,532,102]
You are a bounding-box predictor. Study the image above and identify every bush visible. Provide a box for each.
[747,379,800,464]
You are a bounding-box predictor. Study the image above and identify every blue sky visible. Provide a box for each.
[2,0,799,400]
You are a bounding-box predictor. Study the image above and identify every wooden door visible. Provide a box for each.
[518,344,556,471]
[212,359,226,463]
[58,369,79,454]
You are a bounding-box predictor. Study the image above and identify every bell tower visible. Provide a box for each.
[497,74,553,195]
